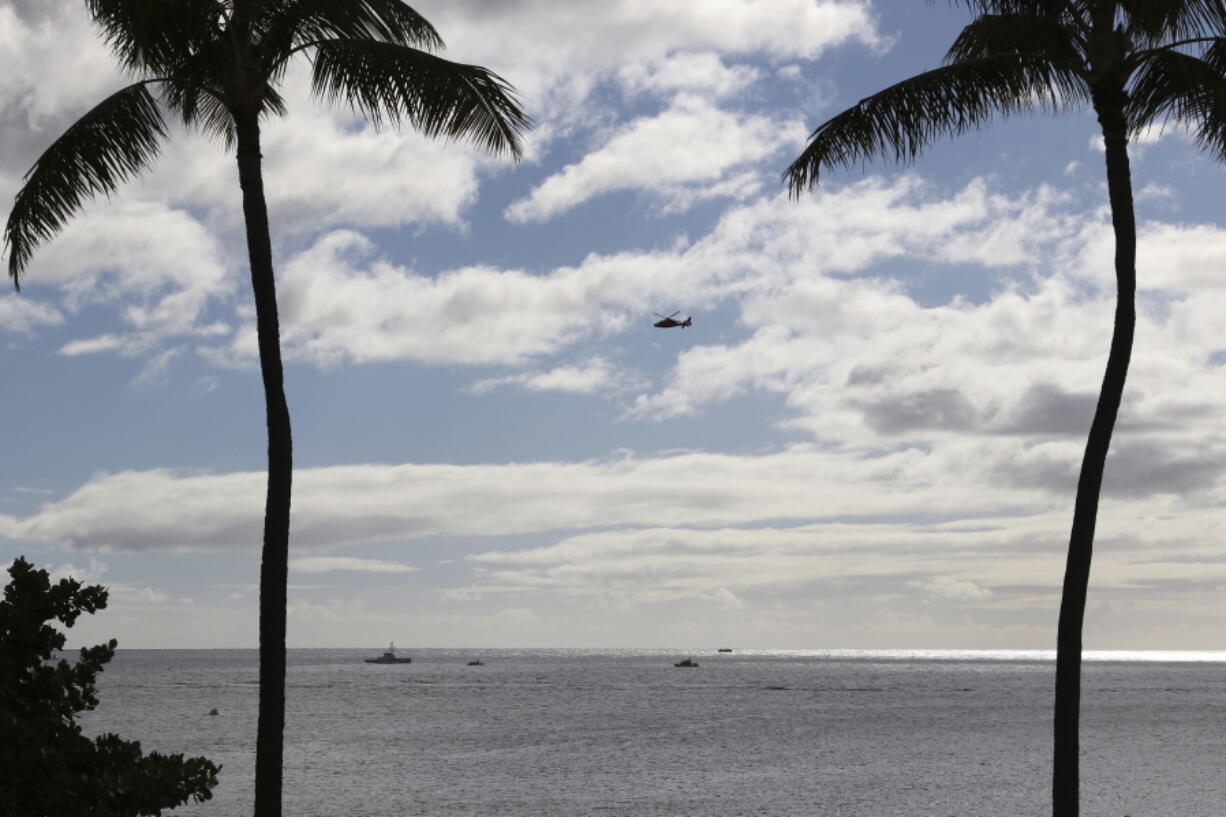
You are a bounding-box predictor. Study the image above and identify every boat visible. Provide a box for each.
[467,659,484,666]
[717,648,733,653]
[364,642,412,664]
[674,658,699,668]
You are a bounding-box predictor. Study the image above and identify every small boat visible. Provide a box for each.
[467,660,484,666]
[674,658,699,668]
[717,648,733,653]
[364,642,412,664]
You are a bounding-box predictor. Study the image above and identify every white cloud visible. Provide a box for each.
[619,179,1089,425]
[1122,222,1226,292]
[226,228,709,368]
[617,176,1226,465]
[289,556,418,574]
[908,575,995,602]
[133,69,491,237]
[198,173,1217,391]
[511,360,621,393]
[261,109,483,232]
[1136,183,1174,202]
[20,200,233,342]
[0,446,1038,553]
[9,440,1226,638]
[108,584,170,604]
[414,0,882,117]
[0,293,62,334]
[456,510,1226,612]
[0,0,880,372]
[467,356,642,395]
[58,335,128,357]
[47,555,108,586]
[0,12,506,236]
[132,347,184,387]
[0,27,512,361]
[627,272,1118,432]
[506,95,804,222]
[13,423,1226,561]
[43,556,170,605]
[268,231,609,367]
[616,52,761,99]
[0,3,123,139]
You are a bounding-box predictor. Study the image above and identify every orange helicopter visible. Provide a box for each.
[653,311,692,328]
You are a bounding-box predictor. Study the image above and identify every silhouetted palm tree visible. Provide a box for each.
[784,2,1226,814]
[3,2,528,815]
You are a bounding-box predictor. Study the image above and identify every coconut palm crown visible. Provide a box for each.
[784,2,1226,816]
[3,3,529,816]
[4,0,528,282]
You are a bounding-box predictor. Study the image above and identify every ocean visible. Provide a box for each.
[77,648,1226,817]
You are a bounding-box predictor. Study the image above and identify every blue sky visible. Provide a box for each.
[4,0,1226,649]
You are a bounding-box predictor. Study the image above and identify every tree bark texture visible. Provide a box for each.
[1051,92,1136,817]
[235,111,293,817]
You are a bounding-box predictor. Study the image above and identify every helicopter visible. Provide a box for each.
[653,311,692,329]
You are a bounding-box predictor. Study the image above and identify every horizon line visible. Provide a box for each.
[72,646,1226,662]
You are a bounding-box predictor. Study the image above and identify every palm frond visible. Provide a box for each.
[309,39,530,158]
[1127,45,1226,159]
[4,83,168,287]
[785,54,1086,195]
[1121,0,1226,48]
[1201,34,1226,72]
[85,0,220,75]
[945,13,1085,70]
[166,79,285,149]
[257,0,443,72]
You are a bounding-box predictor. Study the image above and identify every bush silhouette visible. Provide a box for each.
[0,557,219,816]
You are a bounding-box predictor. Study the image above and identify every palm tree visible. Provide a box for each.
[784,2,1226,815]
[3,2,528,815]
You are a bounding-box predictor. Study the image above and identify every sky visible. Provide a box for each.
[4,1,1226,650]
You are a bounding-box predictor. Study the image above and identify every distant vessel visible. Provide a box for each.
[717,648,733,653]
[364,643,412,664]
[467,660,484,666]
[674,658,699,668]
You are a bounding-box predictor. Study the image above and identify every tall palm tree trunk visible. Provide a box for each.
[234,110,293,817]
[1052,92,1136,817]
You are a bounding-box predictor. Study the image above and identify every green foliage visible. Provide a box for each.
[0,557,219,817]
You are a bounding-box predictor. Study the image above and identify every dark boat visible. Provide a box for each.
[364,642,412,664]
[674,658,699,668]
[467,660,484,666]
[717,648,733,653]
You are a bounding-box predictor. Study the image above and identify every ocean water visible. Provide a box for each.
[76,648,1226,817]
